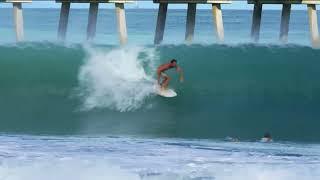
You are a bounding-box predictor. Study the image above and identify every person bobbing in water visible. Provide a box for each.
[157,59,184,90]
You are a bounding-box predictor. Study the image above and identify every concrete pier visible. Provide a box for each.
[0,0,318,46]
[185,3,197,42]
[154,3,168,44]
[251,3,262,42]
[307,4,319,46]
[87,2,99,41]
[248,0,320,46]
[13,2,24,41]
[115,3,128,45]
[280,4,291,43]
[212,3,224,42]
[57,2,70,41]
[154,0,231,44]
[0,0,32,41]
[55,0,132,43]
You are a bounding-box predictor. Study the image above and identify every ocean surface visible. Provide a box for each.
[0,8,320,179]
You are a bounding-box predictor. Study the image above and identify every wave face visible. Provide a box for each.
[0,43,320,141]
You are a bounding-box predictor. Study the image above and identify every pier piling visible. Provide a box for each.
[307,4,319,47]
[154,3,168,44]
[87,2,99,41]
[13,2,24,41]
[251,3,262,42]
[249,0,319,46]
[154,0,231,44]
[212,3,224,42]
[57,2,70,41]
[56,0,131,44]
[0,0,318,46]
[185,3,197,42]
[115,3,128,45]
[280,4,291,43]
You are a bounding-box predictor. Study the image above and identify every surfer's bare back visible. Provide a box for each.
[157,59,184,89]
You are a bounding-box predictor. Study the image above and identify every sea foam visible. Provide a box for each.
[78,46,157,112]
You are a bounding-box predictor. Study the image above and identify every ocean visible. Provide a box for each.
[0,8,319,179]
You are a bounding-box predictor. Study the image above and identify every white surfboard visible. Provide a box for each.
[155,85,177,97]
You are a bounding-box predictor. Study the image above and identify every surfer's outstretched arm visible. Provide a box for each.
[177,66,184,83]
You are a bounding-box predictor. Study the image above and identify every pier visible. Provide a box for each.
[249,0,320,46]
[0,0,319,47]
[153,0,232,44]
[1,0,32,41]
[56,0,131,45]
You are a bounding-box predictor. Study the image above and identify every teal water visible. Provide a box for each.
[0,8,319,179]
[0,43,319,142]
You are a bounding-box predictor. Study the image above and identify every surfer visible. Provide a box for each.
[157,59,184,90]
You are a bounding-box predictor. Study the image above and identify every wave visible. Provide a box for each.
[0,42,320,141]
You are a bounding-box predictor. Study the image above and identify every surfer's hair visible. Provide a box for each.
[171,59,177,63]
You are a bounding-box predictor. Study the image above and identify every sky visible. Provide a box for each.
[0,1,307,10]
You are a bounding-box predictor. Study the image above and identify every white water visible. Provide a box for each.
[78,46,157,112]
[0,135,319,180]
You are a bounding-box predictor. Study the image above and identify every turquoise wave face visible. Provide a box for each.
[0,42,320,141]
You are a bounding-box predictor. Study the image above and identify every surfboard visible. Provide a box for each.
[155,85,177,97]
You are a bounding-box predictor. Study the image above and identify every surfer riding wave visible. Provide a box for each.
[157,59,184,90]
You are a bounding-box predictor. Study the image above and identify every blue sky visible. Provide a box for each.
[0,1,307,10]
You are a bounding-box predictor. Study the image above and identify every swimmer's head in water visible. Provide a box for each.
[264,132,271,138]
